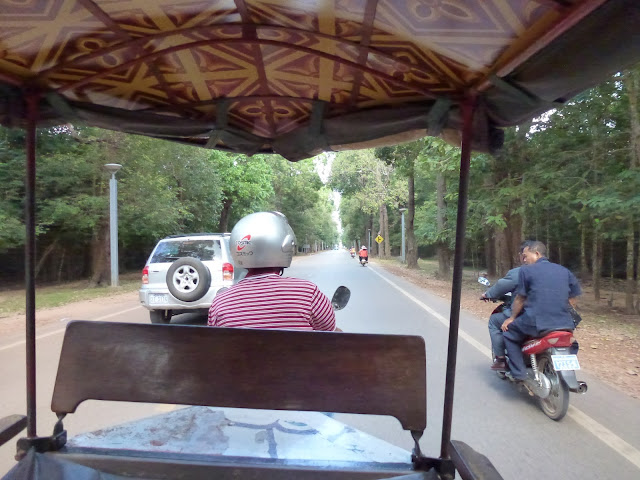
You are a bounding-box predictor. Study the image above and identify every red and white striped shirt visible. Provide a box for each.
[207,273,336,331]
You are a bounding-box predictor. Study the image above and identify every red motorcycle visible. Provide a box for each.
[479,276,587,420]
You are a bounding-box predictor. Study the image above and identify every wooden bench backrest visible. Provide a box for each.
[52,321,426,431]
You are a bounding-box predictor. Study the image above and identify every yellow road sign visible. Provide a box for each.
[375,235,384,244]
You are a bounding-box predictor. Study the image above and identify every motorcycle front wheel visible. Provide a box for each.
[537,353,569,420]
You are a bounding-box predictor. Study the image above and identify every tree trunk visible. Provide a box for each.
[482,172,496,276]
[494,229,510,277]
[218,197,233,232]
[57,248,66,282]
[580,223,589,279]
[383,204,390,257]
[592,222,602,301]
[485,231,496,276]
[89,219,110,287]
[406,173,418,269]
[377,204,385,257]
[508,213,523,267]
[626,222,636,314]
[35,240,58,279]
[436,171,449,277]
[545,218,551,261]
[625,68,640,313]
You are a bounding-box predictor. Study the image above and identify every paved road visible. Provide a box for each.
[1,250,639,478]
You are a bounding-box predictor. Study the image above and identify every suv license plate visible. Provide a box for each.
[551,354,580,371]
[149,293,169,305]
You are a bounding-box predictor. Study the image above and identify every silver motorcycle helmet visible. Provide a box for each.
[229,211,297,268]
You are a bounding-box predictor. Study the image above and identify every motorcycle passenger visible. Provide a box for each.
[501,241,581,381]
[358,246,368,263]
[481,241,531,371]
[208,211,338,331]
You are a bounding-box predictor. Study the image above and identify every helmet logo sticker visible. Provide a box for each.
[236,235,252,251]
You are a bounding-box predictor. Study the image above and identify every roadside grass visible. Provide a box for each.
[0,272,141,317]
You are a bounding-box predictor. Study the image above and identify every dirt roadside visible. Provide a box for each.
[374,259,640,400]
[0,291,140,339]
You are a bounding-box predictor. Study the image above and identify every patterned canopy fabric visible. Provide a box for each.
[0,0,639,160]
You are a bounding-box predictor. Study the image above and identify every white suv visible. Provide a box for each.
[139,233,246,324]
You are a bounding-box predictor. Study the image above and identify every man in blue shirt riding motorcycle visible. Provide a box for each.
[501,241,581,381]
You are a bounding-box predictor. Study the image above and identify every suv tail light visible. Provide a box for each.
[142,266,149,284]
[222,262,234,281]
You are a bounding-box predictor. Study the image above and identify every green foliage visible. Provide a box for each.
[266,156,337,246]
[0,125,339,281]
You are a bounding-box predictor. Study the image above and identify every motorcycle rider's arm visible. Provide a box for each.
[483,268,519,300]
[502,294,525,331]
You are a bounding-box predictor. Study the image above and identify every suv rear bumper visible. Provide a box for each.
[139,288,226,311]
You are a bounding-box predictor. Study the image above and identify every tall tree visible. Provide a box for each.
[376,141,422,268]
[330,150,405,258]
[210,153,274,232]
[623,68,640,313]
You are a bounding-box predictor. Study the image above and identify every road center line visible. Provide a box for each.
[368,265,640,471]
[0,305,143,352]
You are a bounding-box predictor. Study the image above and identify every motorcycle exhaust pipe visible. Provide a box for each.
[569,381,588,394]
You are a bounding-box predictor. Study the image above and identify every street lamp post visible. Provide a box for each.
[399,208,407,263]
[104,163,122,287]
[367,228,371,251]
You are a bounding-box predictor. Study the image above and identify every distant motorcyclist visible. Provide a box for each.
[350,247,356,257]
[358,246,368,263]
[208,211,337,331]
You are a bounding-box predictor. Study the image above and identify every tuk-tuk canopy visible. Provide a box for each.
[0,0,638,161]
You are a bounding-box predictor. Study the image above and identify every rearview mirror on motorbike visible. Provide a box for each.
[477,276,490,287]
[331,286,351,311]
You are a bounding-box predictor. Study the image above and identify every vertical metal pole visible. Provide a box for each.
[24,93,38,437]
[401,212,406,263]
[440,96,476,459]
[368,229,371,251]
[109,173,119,287]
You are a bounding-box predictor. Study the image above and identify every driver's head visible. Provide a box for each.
[229,211,296,269]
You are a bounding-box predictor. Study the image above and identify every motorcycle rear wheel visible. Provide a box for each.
[537,353,569,420]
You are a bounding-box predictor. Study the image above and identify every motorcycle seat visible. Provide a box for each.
[522,331,574,354]
[538,329,573,336]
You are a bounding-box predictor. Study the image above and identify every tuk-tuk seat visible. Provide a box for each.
[52,321,426,433]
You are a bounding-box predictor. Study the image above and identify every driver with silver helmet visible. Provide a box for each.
[207,211,338,331]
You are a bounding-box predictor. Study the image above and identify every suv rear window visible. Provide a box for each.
[150,239,221,263]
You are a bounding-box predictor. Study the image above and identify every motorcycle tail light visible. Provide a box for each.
[548,338,559,345]
[142,266,149,284]
[222,262,234,281]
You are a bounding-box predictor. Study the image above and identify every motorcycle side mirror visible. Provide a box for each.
[477,276,491,287]
[331,286,351,311]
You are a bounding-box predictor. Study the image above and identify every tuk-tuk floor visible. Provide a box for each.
[66,406,412,464]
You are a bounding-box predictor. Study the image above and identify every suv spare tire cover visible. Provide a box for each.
[166,257,212,302]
